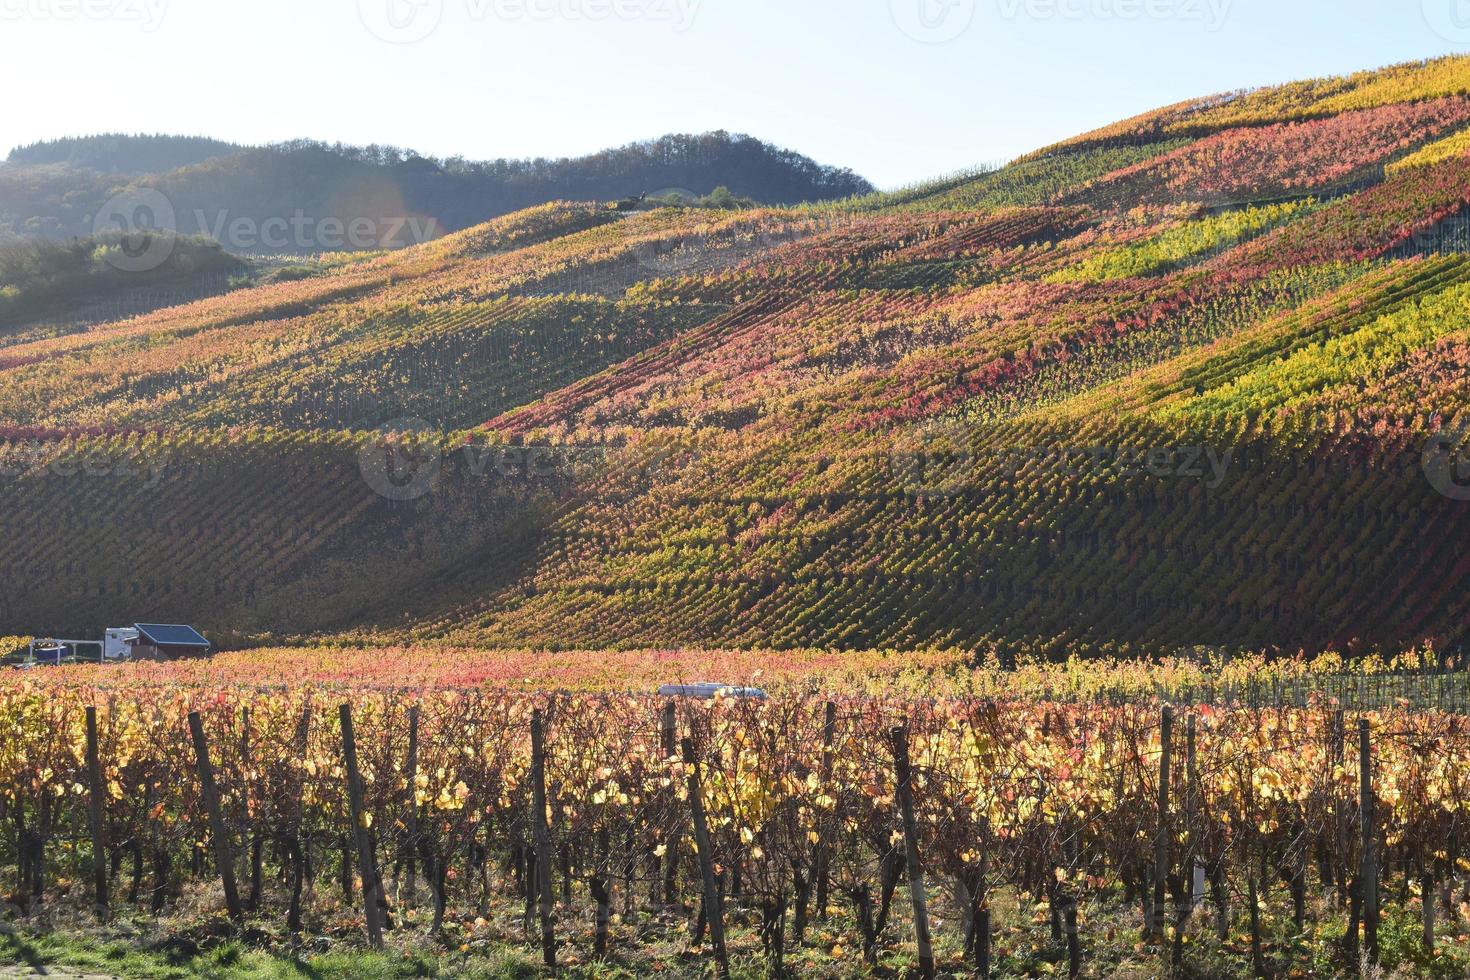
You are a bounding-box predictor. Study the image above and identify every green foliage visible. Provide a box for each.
[1163,262,1470,419]
[701,185,744,208]
[1048,200,1314,282]
[0,931,547,979]
[960,261,1364,424]
[1389,124,1470,174]
[261,264,318,283]
[1372,905,1470,978]
[0,231,244,327]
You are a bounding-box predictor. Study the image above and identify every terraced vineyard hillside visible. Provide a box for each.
[7,56,1470,657]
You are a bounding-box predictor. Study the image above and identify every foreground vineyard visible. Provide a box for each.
[2,656,1468,978]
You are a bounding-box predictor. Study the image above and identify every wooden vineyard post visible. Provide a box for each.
[1185,713,1197,887]
[977,907,992,980]
[1423,868,1436,954]
[187,711,243,922]
[242,707,263,912]
[1063,895,1082,979]
[660,700,679,907]
[1360,719,1379,966]
[681,736,729,980]
[1331,709,1347,907]
[890,725,936,980]
[1185,713,1197,856]
[814,700,837,920]
[405,704,420,904]
[85,706,108,921]
[288,704,311,932]
[1247,876,1265,978]
[1153,706,1174,938]
[530,709,557,969]
[339,704,383,948]
[1174,712,1197,967]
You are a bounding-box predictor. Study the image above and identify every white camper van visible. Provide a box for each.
[103,627,139,662]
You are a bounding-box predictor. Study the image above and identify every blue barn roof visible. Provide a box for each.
[133,624,210,648]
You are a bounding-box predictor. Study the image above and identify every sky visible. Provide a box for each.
[1,0,1467,189]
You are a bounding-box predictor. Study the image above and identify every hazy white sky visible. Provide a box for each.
[0,0,1465,188]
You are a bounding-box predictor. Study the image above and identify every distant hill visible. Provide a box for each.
[0,132,874,253]
[6,135,243,174]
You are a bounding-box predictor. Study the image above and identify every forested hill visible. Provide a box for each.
[5,135,243,174]
[0,132,874,250]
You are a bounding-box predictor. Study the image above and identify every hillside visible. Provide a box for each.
[0,132,874,250]
[4,56,1470,658]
